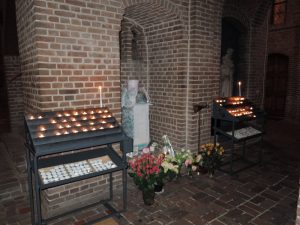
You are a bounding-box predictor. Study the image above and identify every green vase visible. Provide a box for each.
[142,189,155,205]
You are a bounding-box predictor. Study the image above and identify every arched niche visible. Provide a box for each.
[221,17,249,97]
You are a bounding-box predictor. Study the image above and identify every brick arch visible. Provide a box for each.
[222,4,250,31]
[121,0,183,24]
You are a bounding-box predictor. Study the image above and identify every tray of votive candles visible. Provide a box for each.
[88,155,117,172]
[38,156,117,185]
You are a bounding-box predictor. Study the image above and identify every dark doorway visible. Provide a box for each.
[265,54,289,118]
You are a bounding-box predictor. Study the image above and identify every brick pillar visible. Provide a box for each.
[3,56,23,132]
[187,0,223,150]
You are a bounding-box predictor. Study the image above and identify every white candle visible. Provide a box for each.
[238,81,242,96]
[99,86,103,107]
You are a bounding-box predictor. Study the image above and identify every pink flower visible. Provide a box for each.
[185,159,192,167]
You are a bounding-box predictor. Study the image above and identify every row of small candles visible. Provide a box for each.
[37,123,116,138]
[28,108,110,121]
[215,97,245,106]
[227,107,255,117]
[26,108,117,139]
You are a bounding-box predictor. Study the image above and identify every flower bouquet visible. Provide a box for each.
[161,155,180,181]
[199,143,224,177]
[128,153,163,205]
[185,153,202,176]
[173,148,192,176]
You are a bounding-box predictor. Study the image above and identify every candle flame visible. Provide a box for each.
[39,126,46,131]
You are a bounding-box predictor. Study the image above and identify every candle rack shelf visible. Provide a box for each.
[212,97,265,175]
[24,107,133,225]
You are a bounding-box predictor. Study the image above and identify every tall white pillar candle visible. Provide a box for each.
[238,81,242,96]
[99,86,103,107]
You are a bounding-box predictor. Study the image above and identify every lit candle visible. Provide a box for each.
[39,126,46,131]
[72,129,78,133]
[38,133,45,138]
[238,81,242,96]
[99,86,103,108]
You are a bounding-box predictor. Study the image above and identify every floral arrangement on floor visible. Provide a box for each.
[128,153,164,205]
[128,153,163,191]
[199,143,224,176]
[161,155,180,180]
[127,136,225,205]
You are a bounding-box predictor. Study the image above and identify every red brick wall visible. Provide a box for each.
[3,56,23,132]
[146,19,188,149]
[15,0,38,113]
[267,0,300,121]
[16,0,123,118]
[186,0,224,150]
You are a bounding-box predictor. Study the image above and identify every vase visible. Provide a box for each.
[208,168,215,178]
[154,184,164,194]
[177,164,182,178]
[142,189,155,205]
[198,166,208,175]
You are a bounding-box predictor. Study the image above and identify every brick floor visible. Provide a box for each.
[0,120,299,225]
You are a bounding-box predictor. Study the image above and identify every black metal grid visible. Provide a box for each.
[24,107,132,225]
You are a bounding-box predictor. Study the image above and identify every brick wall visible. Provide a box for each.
[16,0,123,118]
[15,0,39,113]
[3,56,23,132]
[41,171,122,218]
[186,0,223,150]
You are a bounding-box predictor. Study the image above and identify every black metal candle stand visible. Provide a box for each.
[24,107,133,225]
